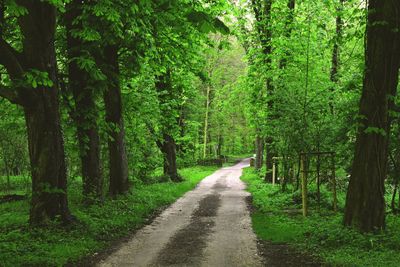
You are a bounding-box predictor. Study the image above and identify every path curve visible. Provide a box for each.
[98,159,263,267]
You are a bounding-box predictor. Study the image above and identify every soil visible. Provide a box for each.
[245,196,325,267]
[89,159,325,267]
[97,159,262,267]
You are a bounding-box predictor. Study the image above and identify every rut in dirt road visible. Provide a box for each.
[98,159,263,267]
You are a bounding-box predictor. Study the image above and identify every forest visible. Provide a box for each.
[0,0,400,266]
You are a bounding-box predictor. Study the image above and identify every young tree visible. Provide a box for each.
[344,0,400,232]
[0,0,73,225]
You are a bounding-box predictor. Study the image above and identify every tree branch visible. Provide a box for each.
[0,38,24,79]
[0,84,21,105]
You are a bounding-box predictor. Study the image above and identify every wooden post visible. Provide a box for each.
[272,161,276,185]
[331,153,338,212]
[301,154,308,217]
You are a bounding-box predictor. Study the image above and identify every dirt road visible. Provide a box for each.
[98,159,263,267]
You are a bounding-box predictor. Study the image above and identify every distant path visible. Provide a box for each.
[98,159,263,267]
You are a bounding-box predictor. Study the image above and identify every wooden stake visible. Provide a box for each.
[272,161,276,185]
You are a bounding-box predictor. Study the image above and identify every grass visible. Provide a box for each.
[241,167,400,267]
[0,165,218,267]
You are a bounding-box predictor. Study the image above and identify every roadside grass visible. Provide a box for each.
[241,167,400,267]
[0,165,218,267]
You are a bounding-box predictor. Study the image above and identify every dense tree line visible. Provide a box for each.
[0,0,248,226]
[1,0,400,235]
[236,0,400,232]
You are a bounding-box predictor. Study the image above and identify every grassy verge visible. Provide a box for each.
[0,165,218,267]
[241,167,400,267]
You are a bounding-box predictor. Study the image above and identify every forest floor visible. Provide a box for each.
[97,159,322,267]
[241,168,400,267]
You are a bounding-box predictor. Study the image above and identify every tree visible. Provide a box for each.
[329,0,344,113]
[0,0,73,225]
[102,44,130,195]
[65,0,103,202]
[251,0,275,181]
[344,0,400,232]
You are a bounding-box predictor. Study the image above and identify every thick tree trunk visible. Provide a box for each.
[161,134,182,182]
[343,0,400,232]
[103,45,129,196]
[66,0,102,202]
[17,1,73,225]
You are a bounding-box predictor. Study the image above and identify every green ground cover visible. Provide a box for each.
[0,166,218,267]
[241,167,400,267]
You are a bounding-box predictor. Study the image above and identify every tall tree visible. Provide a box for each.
[251,0,274,181]
[344,0,400,232]
[65,0,103,202]
[88,0,133,196]
[155,71,182,182]
[102,44,130,195]
[279,0,295,69]
[0,0,73,225]
[329,0,344,113]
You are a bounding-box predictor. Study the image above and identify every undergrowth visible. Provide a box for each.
[241,167,400,267]
[0,165,218,267]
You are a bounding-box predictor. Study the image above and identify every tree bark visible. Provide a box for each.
[14,0,74,225]
[255,134,263,170]
[329,0,344,113]
[161,133,181,182]
[103,45,129,196]
[279,0,295,69]
[343,0,400,232]
[251,0,275,181]
[155,72,182,182]
[65,0,102,202]
[203,85,211,159]
[265,136,274,182]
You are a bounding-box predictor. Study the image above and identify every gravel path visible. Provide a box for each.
[98,159,263,267]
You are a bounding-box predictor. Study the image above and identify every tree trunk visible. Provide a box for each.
[103,45,129,196]
[15,1,74,225]
[161,133,182,182]
[264,136,275,182]
[255,134,263,170]
[203,85,210,159]
[66,0,102,202]
[343,0,400,232]
[155,72,182,182]
[252,0,275,181]
[279,0,295,69]
[329,0,344,113]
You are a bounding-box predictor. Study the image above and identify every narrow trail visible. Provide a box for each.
[98,159,263,267]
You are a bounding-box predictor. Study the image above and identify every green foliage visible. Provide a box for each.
[242,167,400,267]
[0,166,218,266]
[24,70,54,88]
